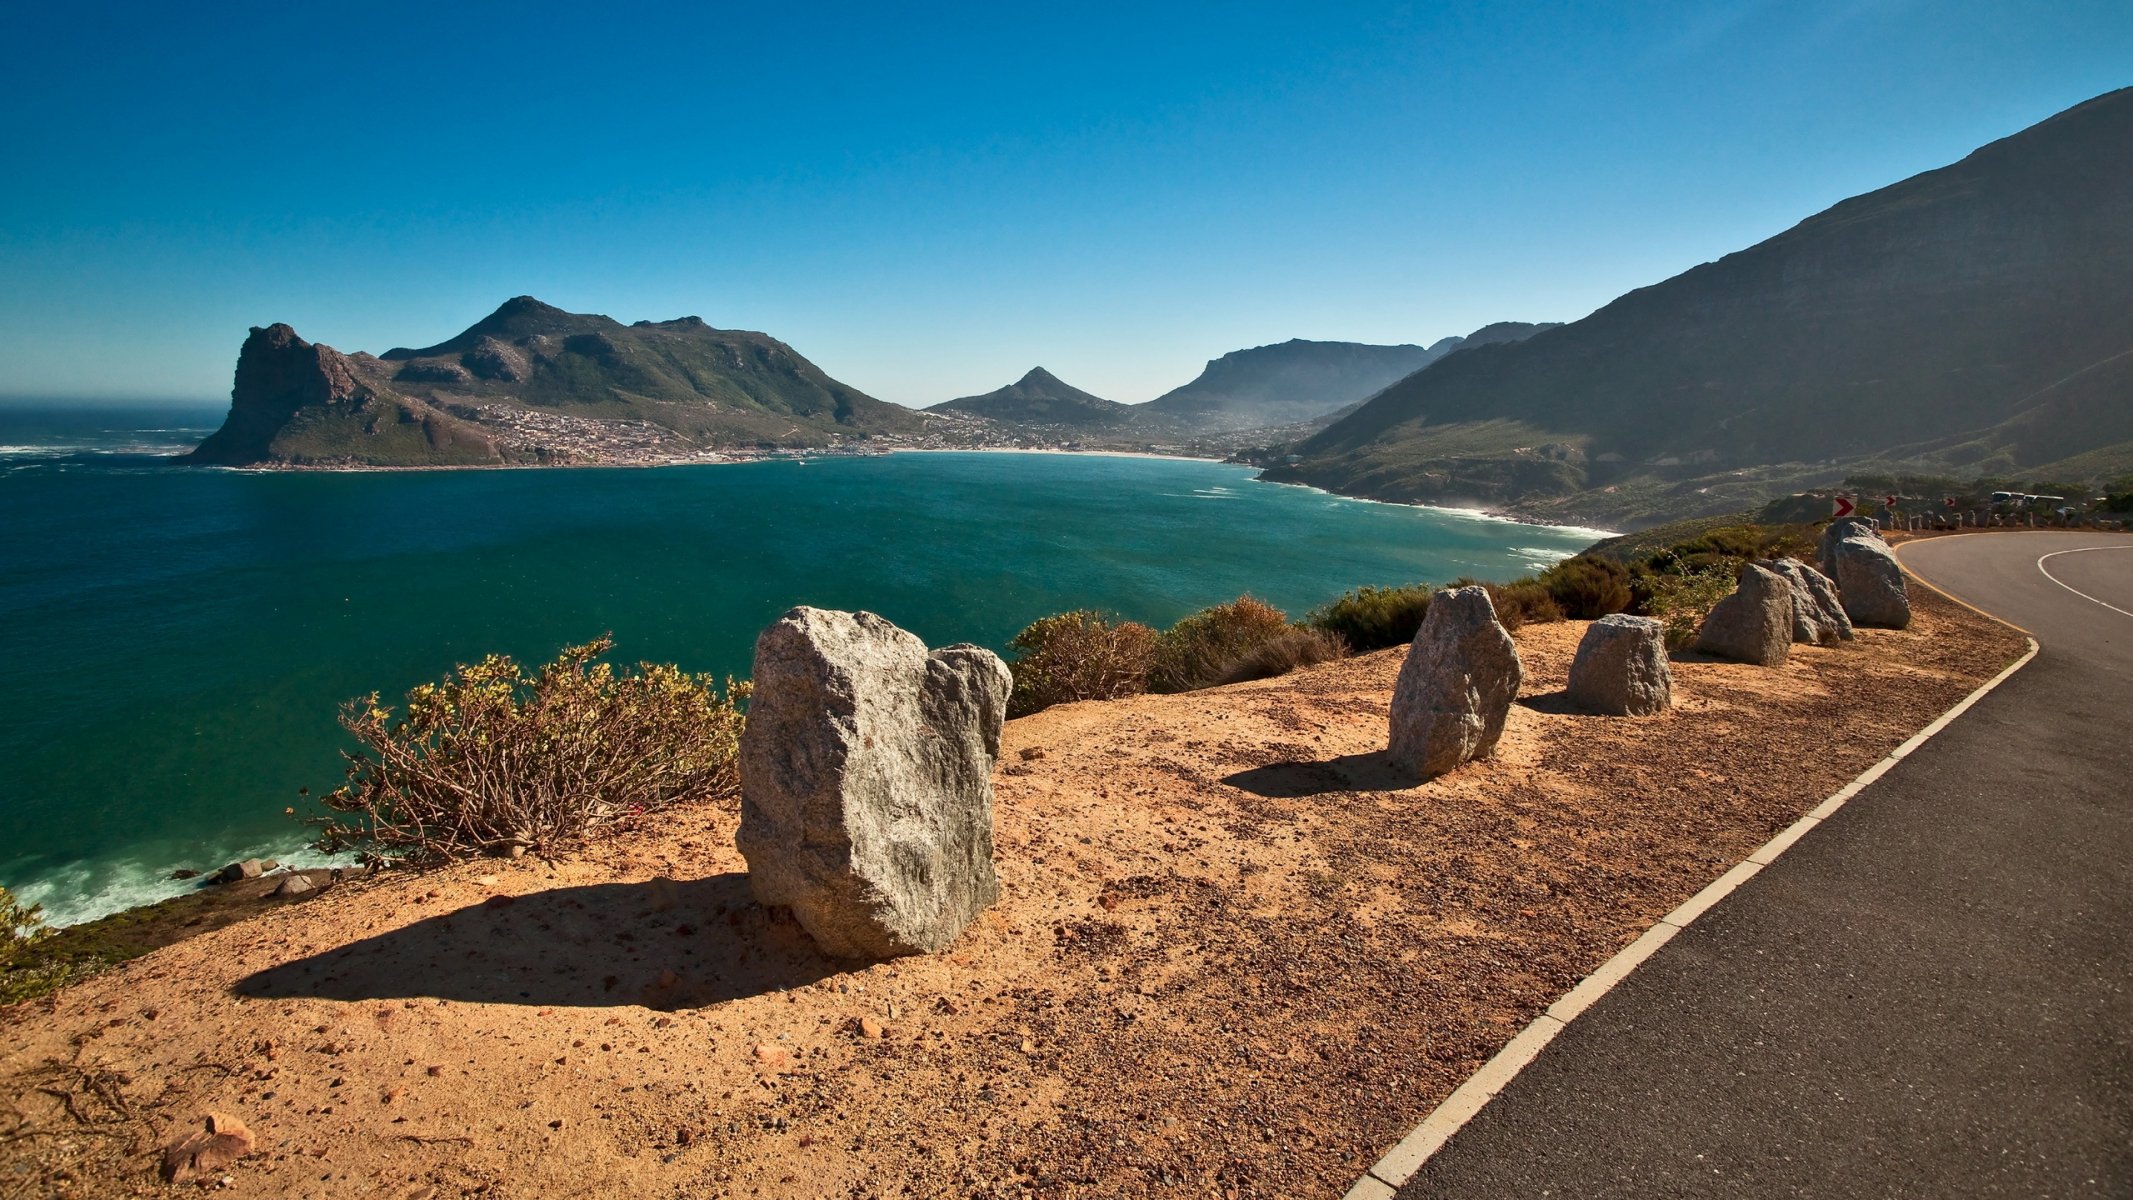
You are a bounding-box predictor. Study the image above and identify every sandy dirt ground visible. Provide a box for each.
[0,586,2024,1200]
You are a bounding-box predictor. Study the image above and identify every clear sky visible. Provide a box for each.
[2,2,2126,408]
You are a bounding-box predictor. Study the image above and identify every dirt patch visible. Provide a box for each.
[0,588,2024,1199]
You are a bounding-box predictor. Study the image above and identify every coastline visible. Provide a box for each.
[183,444,1618,538]
[9,445,1606,932]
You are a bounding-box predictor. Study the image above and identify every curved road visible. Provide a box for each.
[1391,531,2132,1200]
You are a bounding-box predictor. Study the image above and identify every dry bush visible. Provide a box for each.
[316,636,749,865]
[1006,611,1157,717]
[1304,584,1434,651]
[1213,627,1351,685]
[1149,596,1293,693]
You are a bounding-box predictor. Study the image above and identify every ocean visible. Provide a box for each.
[0,405,1604,925]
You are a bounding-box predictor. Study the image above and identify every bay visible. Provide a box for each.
[0,408,1602,924]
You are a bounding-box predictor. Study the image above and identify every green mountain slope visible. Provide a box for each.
[1272,88,2133,526]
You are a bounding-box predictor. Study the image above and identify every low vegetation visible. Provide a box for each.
[1636,557,1742,652]
[315,636,749,866]
[1149,597,1295,693]
[0,885,60,1005]
[1006,611,1157,717]
[1305,585,1435,651]
[1008,596,1353,715]
[1536,555,1634,619]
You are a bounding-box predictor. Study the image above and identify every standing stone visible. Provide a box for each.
[1818,516,1880,576]
[1828,534,1912,628]
[1566,615,1673,716]
[737,607,1011,959]
[1758,557,1855,644]
[1694,564,1794,666]
[1388,586,1524,777]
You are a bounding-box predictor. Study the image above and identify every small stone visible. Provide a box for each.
[857,1017,885,1039]
[1387,586,1524,777]
[1566,615,1672,716]
[170,868,200,881]
[752,1043,793,1070]
[271,875,317,899]
[1694,565,1794,666]
[159,1112,257,1182]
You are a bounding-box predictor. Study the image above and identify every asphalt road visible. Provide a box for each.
[1395,531,2133,1199]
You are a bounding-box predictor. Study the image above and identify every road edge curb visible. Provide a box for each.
[1340,628,2043,1200]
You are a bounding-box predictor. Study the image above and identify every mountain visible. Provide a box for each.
[928,367,1139,429]
[183,298,923,466]
[182,324,502,467]
[1271,88,2133,527]
[1140,329,1556,433]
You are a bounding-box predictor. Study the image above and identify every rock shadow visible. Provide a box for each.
[1518,689,1579,715]
[1222,750,1416,798]
[233,872,843,1009]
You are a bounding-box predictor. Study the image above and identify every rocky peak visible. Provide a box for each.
[1017,367,1065,388]
[179,323,382,464]
[235,323,366,411]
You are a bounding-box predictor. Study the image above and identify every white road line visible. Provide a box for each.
[1342,630,2042,1197]
[2036,546,2133,619]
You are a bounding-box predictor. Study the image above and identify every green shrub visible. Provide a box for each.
[1305,584,1434,651]
[1006,610,1157,717]
[1211,627,1351,686]
[1446,577,1567,632]
[1149,597,1294,692]
[316,636,749,865]
[1638,559,1740,652]
[1486,579,1564,631]
[1539,555,1634,619]
[1,886,51,967]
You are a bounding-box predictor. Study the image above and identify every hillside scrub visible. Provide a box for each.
[1637,557,1742,652]
[1148,597,1296,693]
[1,886,50,963]
[1538,555,1634,619]
[1212,627,1351,685]
[1305,585,1436,651]
[316,637,749,866]
[1451,577,1565,631]
[1006,611,1157,717]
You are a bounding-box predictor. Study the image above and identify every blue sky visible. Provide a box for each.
[2,1,2126,407]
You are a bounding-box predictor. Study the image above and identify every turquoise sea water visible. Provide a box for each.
[0,407,1603,925]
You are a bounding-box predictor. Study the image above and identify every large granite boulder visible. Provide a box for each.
[1694,564,1794,666]
[736,607,1011,959]
[1827,533,1912,629]
[1388,586,1523,777]
[1759,557,1854,644]
[1818,516,1880,575]
[1566,615,1672,716]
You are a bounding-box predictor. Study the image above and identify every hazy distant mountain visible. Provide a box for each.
[183,297,922,466]
[928,367,1139,429]
[1270,88,2133,527]
[1140,329,1555,433]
